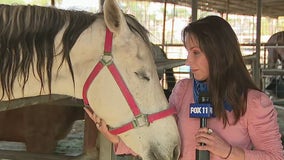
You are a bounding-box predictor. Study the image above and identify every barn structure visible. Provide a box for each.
[0,0,283,159]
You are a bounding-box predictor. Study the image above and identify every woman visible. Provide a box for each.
[85,15,284,160]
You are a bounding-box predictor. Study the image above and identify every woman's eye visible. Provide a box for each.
[135,72,150,81]
[192,51,200,55]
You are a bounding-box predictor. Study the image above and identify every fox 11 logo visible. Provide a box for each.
[189,103,213,118]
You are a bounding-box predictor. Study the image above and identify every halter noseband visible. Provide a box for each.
[82,27,176,135]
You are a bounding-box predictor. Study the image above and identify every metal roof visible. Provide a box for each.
[136,0,284,18]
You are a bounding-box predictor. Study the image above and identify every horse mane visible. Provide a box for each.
[0,4,151,100]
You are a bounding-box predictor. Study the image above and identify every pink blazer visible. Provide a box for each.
[170,78,283,160]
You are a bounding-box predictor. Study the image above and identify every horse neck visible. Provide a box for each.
[51,21,106,99]
[276,31,284,43]
[2,20,105,101]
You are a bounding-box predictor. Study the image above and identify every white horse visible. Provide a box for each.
[0,0,180,159]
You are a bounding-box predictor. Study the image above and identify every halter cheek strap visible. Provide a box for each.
[82,27,176,135]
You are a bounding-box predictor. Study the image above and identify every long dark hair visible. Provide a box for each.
[182,16,261,126]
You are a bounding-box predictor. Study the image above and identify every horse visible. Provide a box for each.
[266,31,284,69]
[0,45,180,158]
[265,31,284,98]
[0,45,179,158]
[0,0,180,160]
[0,98,84,153]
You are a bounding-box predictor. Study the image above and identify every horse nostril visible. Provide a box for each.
[173,145,180,160]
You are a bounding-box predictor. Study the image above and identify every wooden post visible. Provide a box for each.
[83,114,99,159]
[100,0,104,12]
[162,2,167,50]
[51,0,55,6]
[254,0,262,87]
[192,0,198,21]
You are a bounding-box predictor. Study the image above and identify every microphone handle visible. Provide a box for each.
[200,118,207,146]
[196,118,210,160]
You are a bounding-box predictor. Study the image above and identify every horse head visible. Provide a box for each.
[82,0,180,159]
[0,0,180,159]
[266,31,284,69]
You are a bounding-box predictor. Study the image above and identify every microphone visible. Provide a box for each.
[189,92,213,160]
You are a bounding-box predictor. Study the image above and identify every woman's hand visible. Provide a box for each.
[195,128,244,160]
[84,107,120,144]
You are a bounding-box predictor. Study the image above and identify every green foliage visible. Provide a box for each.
[29,0,50,5]
[1,0,26,4]
[1,0,63,5]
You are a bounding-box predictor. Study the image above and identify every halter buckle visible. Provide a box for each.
[101,53,113,66]
[132,114,149,128]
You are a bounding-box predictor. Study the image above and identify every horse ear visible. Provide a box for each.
[103,0,129,35]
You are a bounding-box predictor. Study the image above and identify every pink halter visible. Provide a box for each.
[82,27,176,135]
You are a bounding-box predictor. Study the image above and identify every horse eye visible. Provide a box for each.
[135,72,150,81]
